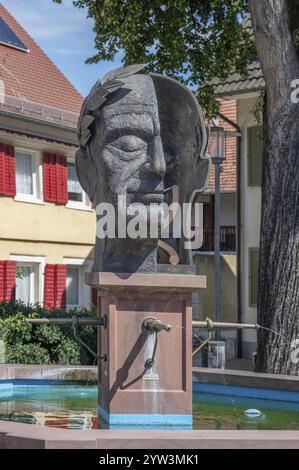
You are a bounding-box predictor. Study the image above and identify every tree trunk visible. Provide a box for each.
[249,0,299,373]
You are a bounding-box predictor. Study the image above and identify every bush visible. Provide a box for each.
[0,302,97,365]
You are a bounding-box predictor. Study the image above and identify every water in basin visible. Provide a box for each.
[1,382,299,430]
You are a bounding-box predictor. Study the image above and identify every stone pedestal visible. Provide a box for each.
[86,272,206,428]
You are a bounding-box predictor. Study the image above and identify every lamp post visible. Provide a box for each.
[210,126,226,341]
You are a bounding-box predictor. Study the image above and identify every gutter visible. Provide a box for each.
[0,108,79,146]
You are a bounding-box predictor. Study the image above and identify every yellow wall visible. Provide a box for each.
[0,239,94,264]
[195,254,237,323]
[0,197,95,247]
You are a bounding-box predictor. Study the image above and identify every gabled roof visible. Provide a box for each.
[0,3,83,126]
[212,61,264,97]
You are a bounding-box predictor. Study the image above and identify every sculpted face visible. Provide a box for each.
[89,75,166,209]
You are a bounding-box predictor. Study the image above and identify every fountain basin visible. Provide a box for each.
[1,365,299,448]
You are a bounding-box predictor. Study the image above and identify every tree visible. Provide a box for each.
[250,0,299,374]
[54,0,299,373]
[53,0,254,115]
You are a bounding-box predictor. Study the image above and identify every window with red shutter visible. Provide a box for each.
[0,261,5,302]
[44,264,66,310]
[43,153,68,204]
[0,143,16,196]
[0,261,16,302]
[55,264,66,310]
[92,288,98,307]
[44,264,56,309]
[4,261,16,301]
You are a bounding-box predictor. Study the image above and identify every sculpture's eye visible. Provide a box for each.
[111,136,147,153]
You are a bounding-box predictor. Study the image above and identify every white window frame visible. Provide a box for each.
[64,258,93,309]
[10,255,45,304]
[66,159,92,211]
[14,148,44,205]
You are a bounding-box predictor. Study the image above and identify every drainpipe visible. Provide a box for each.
[218,112,242,358]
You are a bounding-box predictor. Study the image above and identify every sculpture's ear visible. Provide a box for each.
[76,148,97,203]
[188,155,211,197]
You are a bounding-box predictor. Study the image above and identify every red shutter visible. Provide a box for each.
[43,153,68,204]
[0,143,16,196]
[55,264,66,310]
[0,261,5,302]
[56,155,68,204]
[44,264,56,309]
[92,288,98,307]
[0,261,16,302]
[4,261,16,301]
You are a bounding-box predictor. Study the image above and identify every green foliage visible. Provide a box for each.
[0,302,96,365]
[52,0,255,115]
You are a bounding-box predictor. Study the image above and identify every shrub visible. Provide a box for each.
[0,302,96,365]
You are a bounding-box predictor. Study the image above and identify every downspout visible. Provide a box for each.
[218,111,242,358]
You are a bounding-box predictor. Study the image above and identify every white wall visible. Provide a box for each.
[237,96,262,357]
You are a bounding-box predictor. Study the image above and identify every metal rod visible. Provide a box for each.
[214,162,221,340]
[24,317,105,326]
[192,320,258,330]
[192,330,212,357]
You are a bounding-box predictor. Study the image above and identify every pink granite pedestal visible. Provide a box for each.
[86,272,206,428]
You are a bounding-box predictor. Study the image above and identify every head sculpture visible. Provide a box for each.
[76,65,210,273]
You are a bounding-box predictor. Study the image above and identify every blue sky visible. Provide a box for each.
[1,0,122,97]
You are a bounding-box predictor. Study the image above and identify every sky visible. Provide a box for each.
[1,0,122,97]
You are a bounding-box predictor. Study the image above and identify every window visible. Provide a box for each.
[66,267,79,307]
[16,151,34,195]
[15,149,42,203]
[15,261,43,305]
[67,161,85,203]
[249,248,259,307]
[64,259,93,308]
[248,126,263,186]
[16,265,33,304]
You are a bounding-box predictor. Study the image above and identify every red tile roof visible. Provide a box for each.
[204,99,237,193]
[0,3,83,122]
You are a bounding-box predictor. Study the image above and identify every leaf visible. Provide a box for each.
[87,94,107,112]
[101,64,147,85]
[81,114,95,130]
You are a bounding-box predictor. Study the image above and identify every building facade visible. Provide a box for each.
[214,58,264,357]
[0,4,96,310]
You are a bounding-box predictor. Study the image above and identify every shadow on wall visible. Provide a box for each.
[194,254,237,323]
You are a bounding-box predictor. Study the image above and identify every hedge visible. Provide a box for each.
[0,301,97,365]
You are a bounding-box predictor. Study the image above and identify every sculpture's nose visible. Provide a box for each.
[150,136,166,178]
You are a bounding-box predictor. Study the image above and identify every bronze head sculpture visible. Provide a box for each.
[76,65,210,273]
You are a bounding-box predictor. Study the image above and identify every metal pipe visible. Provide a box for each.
[24,317,105,326]
[192,320,258,330]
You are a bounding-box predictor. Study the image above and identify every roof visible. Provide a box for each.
[0,3,83,126]
[211,61,264,97]
[211,16,265,98]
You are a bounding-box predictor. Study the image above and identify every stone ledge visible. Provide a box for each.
[0,364,97,382]
[193,367,299,392]
[1,421,299,449]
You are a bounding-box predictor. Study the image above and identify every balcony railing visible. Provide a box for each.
[200,226,236,252]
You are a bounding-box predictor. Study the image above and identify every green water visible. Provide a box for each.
[1,385,299,430]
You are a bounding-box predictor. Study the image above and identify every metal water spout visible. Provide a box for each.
[142,317,171,370]
[143,317,172,334]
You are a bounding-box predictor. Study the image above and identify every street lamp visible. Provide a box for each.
[210,125,226,340]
